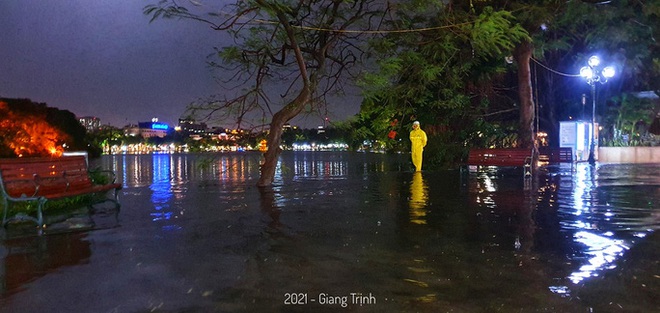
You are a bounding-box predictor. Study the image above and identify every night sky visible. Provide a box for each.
[1,0,357,129]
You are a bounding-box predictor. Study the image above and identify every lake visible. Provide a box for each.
[1,152,658,312]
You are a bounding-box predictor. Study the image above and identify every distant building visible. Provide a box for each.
[79,116,101,132]
[123,124,140,137]
[177,118,207,136]
[283,123,299,130]
[209,126,229,140]
[138,118,170,138]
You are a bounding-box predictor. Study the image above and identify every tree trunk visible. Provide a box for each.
[257,88,312,187]
[514,41,536,150]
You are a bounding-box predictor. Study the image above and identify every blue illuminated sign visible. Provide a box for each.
[151,123,169,130]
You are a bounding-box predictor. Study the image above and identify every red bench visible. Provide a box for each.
[466,148,533,177]
[0,155,122,231]
[538,147,573,163]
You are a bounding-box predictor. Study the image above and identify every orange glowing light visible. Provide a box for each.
[259,139,268,152]
[0,101,68,157]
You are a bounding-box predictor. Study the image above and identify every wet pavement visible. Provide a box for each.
[1,152,658,312]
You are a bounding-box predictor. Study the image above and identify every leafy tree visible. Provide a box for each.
[527,0,660,146]
[281,127,305,147]
[145,0,384,186]
[0,98,88,158]
[602,93,656,146]
[363,0,659,161]
[359,1,529,167]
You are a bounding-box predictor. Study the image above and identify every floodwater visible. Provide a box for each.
[1,152,658,313]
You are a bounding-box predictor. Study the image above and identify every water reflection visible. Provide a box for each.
[409,172,429,225]
[293,152,347,179]
[150,154,175,225]
[1,234,90,295]
[567,231,629,284]
[1,153,657,312]
[545,164,656,294]
[258,186,284,230]
[469,174,537,252]
[467,163,658,297]
[98,153,263,188]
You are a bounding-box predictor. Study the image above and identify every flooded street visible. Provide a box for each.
[1,152,658,312]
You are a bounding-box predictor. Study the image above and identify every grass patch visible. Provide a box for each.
[1,192,107,222]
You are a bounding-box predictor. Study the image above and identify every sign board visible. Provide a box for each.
[559,121,598,161]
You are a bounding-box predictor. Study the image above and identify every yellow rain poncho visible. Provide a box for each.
[409,121,427,171]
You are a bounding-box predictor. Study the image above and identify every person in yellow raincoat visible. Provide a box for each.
[409,121,427,171]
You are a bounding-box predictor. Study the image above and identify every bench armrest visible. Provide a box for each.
[2,177,40,198]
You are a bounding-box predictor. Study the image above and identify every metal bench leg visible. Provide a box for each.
[36,197,47,231]
[2,198,9,227]
[523,157,533,177]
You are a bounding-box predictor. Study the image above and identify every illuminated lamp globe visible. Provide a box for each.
[602,66,615,78]
[580,67,593,78]
[588,55,600,67]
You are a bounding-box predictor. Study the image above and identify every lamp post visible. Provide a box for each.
[580,56,615,165]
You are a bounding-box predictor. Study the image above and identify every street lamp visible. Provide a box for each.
[580,55,615,165]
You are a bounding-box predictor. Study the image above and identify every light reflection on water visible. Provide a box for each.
[537,163,659,296]
[1,152,657,312]
[106,154,660,291]
[293,152,348,180]
[409,172,429,225]
[150,154,173,223]
[567,231,629,284]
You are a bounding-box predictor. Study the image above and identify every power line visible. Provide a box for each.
[293,22,472,34]
[531,57,581,78]
[209,8,472,34]
[243,17,472,34]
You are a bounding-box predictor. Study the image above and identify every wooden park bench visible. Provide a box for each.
[0,155,122,231]
[466,148,533,177]
[538,147,573,163]
[538,146,574,172]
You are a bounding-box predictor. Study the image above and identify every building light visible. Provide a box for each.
[151,123,169,130]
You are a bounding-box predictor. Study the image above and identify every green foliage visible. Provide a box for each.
[538,0,660,91]
[530,0,660,147]
[356,1,531,168]
[1,193,99,221]
[601,93,657,146]
[218,46,243,63]
[88,168,112,185]
[144,1,191,22]
[470,7,529,58]
[0,97,89,157]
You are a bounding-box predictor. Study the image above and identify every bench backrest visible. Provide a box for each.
[539,147,573,163]
[467,148,532,166]
[0,155,92,198]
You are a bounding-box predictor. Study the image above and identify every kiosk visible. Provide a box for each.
[559,121,598,162]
